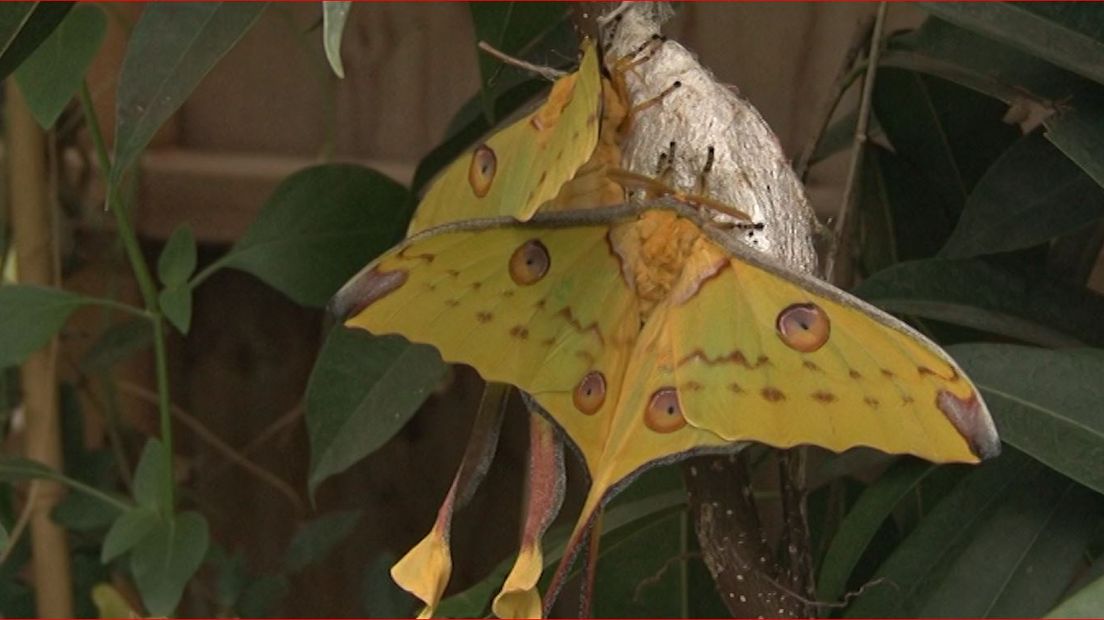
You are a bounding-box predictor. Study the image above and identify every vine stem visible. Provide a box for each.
[78,81,176,514]
[825,2,889,286]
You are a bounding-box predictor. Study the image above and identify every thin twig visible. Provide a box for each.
[115,381,305,514]
[477,41,566,81]
[825,2,889,286]
[794,15,875,181]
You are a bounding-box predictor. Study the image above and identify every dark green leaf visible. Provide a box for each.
[306,329,445,494]
[917,3,1104,88]
[857,145,898,275]
[0,3,70,82]
[817,459,939,603]
[469,3,571,119]
[948,344,1104,496]
[0,456,54,482]
[80,319,153,373]
[130,511,209,616]
[916,475,1098,616]
[101,506,158,563]
[236,573,288,618]
[361,552,416,617]
[222,164,411,307]
[52,490,124,532]
[13,3,104,128]
[941,131,1104,258]
[322,1,350,79]
[208,544,248,610]
[0,521,8,556]
[158,225,196,287]
[846,449,1041,616]
[158,285,193,335]
[856,258,1104,348]
[111,2,267,183]
[1048,572,1104,617]
[283,509,362,573]
[1046,93,1104,190]
[132,438,168,511]
[593,511,687,617]
[0,285,86,366]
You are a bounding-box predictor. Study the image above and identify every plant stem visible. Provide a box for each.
[825,2,889,286]
[79,81,176,513]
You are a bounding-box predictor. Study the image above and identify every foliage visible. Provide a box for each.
[0,2,1101,617]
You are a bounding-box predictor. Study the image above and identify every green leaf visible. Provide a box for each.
[0,521,8,556]
[917,3,1104,88]
[856,258,1104,348]
[283,509,362,573]
[80,318,153,373]
[101,506,159,563]
[360,552,415,617]
[468,3,571,119]
[130,511,209,616]
[158,285,193,334]
[52,490,124,531]
[306,329,445,494]
[236,573,288,618]
[817,459,940,603]
[0,285,86,366]
[321,1,350,79]
[1046,94,1104,191]
[158,225,197,287]
[111,2,267,184]
[941,131,1104,258]
[0,3,70,82]
[222,164,411,307]
[846,449,1041,616]
[0,455,54,482]
[948,344,1104,496]
[13,4,105,128]
[1048,573,1104,617]
[132,438,168,511]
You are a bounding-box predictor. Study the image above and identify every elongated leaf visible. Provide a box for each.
[283,509,362,573]
[306,329,445,494]
[948,344,1104,496]
[0,455,54,481]
[0,2,69,81]
[130,511,209,616]
[132,438,168,511]
[1046,95,1104,191]
[158,285,192,334]
[1048,573,1104,617]
[13,3,104,128]
[817,459,938,603]
[890,19,1104,193]
[918,3,1104,88]
[941,132,1104,258]
[158,226,196,288]
[222,164,411,307]
[0,4,37,57]
[52,490,124,532]
[856,258,1104,348]
[322,1,350,79]
[111,2,267,183]
[0,285,86,366]
[846,449,1039,616]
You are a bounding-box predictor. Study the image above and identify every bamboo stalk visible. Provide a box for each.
[6,81,74,617]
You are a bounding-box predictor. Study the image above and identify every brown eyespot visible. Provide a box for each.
[468,144,496,197]
[509,240,550,285]
[776,302,830,353]
[573,371,606,415]
[645,387,686,433]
